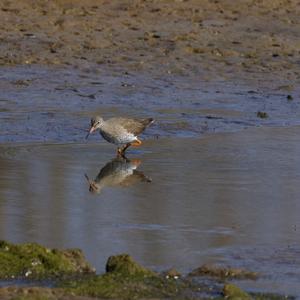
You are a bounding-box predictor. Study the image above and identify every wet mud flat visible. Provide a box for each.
[0,0,299,144]
[0,64,299,145]
[0,0,299,85]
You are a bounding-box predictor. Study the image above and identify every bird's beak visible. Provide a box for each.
[84,174,100,193]
[85,126,95,139]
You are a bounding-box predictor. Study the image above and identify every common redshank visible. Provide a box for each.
[85,157,151,193]
[86,116,154,155]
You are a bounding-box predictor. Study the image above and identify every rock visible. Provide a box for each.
[63,254,186,299]
[223,283,252,300]
[277,85,294,91]
[0,240,94,279]
[257,111,269,118]
[105,253,155,276]
[162,268,181,279]
[188,264,258,280]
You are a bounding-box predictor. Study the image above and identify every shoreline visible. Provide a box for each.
[0,240,292,300]
[0,0,299,85]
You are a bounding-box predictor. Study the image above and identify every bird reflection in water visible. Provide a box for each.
[85,156,151,194]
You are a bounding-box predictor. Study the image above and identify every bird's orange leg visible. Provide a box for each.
[131,138,142,147]
[117,143,131,157]
[117,139,142,157]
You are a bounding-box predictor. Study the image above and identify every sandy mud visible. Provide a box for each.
[0,0,299,84]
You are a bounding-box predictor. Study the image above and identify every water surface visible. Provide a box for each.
[1,65,300,297]
[0,126,300,296]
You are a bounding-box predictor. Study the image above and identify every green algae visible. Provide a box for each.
[0,287,58,300]
[64,273,185,299]
[0,286,97,300]
[252,294,294,300]
[223,284,252,300]
[63,254,187,299]
[0,240,94,279]
[2,283,294,300]
[222,284,294,300]
[189,264,258,280]
[105,253,156,276]
[0,243,295,300]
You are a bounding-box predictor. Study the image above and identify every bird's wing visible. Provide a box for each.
[95,158,126,182]
[119,171,152,187]
[110,117,153,136]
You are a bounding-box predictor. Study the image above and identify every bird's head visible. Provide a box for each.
[84,173,102,194]
[86,116,104,139]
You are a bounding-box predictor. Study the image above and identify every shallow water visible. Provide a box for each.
[0,65,299,144]
[1,65,300,297]
[1,126,300,297]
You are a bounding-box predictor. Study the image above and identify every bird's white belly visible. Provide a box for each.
[117,133,137,144]
[100,130,136,145]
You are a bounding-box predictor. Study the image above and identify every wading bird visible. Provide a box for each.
[86,116,154,156]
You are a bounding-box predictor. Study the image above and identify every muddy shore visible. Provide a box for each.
[0,241,292,299]
[0,0,299,85]
[0,0,299,144]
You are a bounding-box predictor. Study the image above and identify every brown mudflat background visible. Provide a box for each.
[0,0,299,83]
